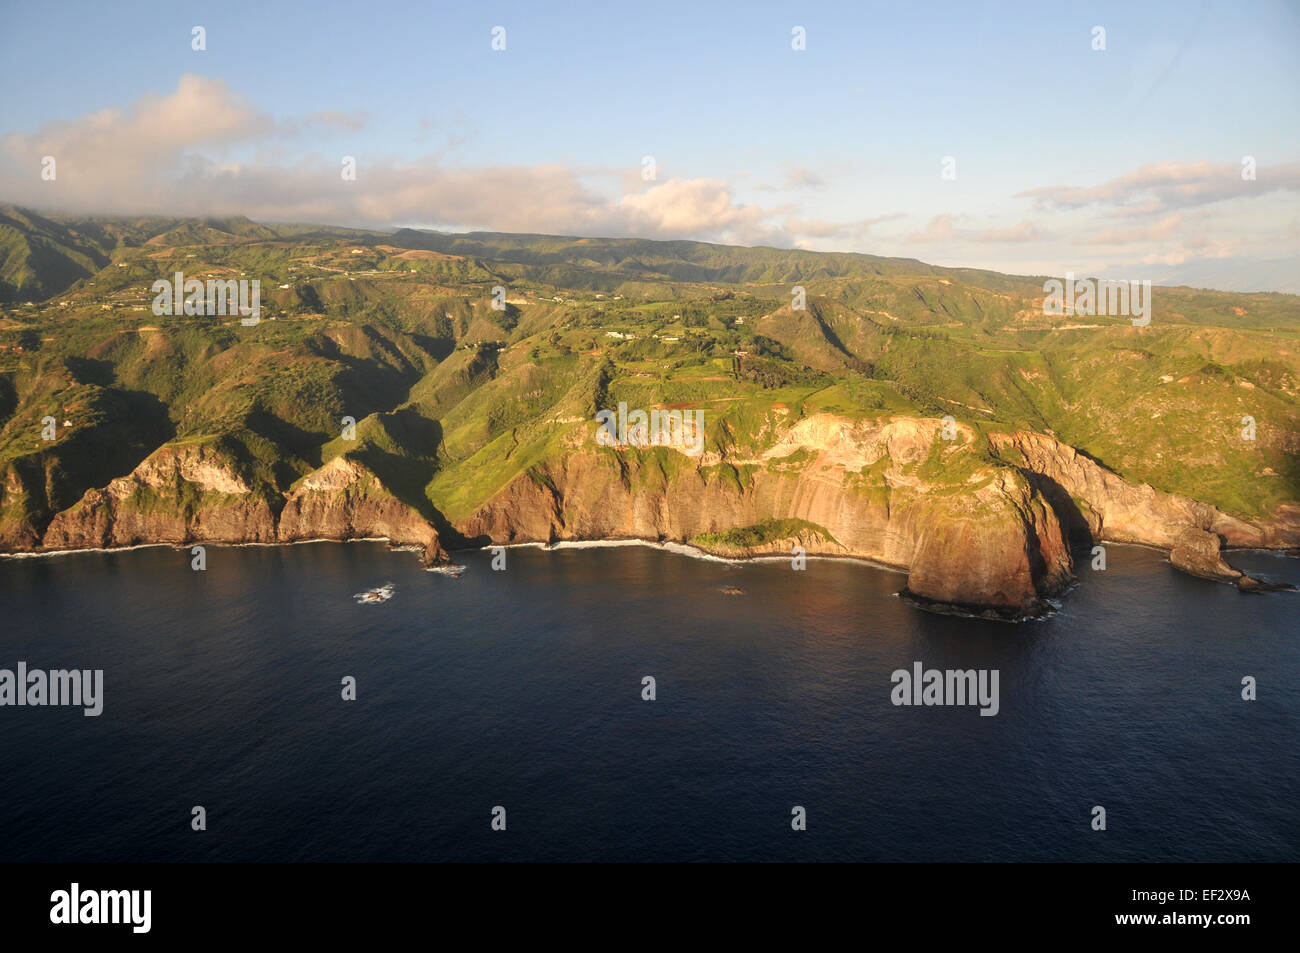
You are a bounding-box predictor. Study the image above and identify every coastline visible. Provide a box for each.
[0,535,404,560]
[3,532,1295,620]
[479,536,911,574]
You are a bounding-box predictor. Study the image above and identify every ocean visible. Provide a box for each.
[1,540,1296,862]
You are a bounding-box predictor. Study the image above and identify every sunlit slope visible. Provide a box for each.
[0,209,1295,557]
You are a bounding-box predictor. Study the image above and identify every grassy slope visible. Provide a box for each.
[0,209,1296,545]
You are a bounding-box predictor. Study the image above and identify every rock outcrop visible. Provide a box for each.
[43,441,278,548]
[0,460,48,550]
[993,431,1300,591]
[8,414,1295,617]
[459,416,1075,618]
[36,441,444,564]
[278,456,443,562]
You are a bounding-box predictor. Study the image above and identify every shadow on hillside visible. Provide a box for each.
[429,514,484,551]
[244,408,325,472]
[348,407,491,551]
[37,388,175,519]
[1070,445,1116,473]
[334,359,420,421]
[64,357,116,388]
[1272,450,1300,512]
[350,408,442,524]
[0,375,15,422]
[410,333,454,362]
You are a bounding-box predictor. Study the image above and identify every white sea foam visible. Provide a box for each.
[0,536,400,560]
[484,537,906,573]
[426,564,466,576]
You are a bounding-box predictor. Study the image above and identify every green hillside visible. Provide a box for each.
[1,206,1297,547]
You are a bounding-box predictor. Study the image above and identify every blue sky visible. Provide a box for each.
[2,0,1298,289]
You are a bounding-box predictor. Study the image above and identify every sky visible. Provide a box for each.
[1,0,1298,290]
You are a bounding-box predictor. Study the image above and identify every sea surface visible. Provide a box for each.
[0,541,1296,862]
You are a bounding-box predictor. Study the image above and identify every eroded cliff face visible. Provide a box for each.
[278,456,442,560]
[458,415,1075,617]
[42,441,278,549]
[992,431,1300,590]
[8,411,1294,616]
[0,461,47,550]
[35,442,444,563]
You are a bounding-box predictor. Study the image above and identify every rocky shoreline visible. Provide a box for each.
[3,415,1297,619]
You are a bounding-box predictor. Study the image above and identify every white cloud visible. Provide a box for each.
[1,74,272,201]
[757,164,828,191]
[971,219,1045,243]
[0,76,861,248]
[4,77,1295,292]
[906,214,959,243]
[904,215,1045,244]
[1016,160,1300,213]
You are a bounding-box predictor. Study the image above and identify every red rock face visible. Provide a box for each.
[992,430,1300,589]
[0,459,55,550]
[41,446,281,549]
[11,415,1296,614]
[905,490,1072,611]
[459,418,1077,615]
[35,444,445,565]
[278,457,443,563]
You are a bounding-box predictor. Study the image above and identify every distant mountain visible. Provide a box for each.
[0,205,113,303]
[0,204,377,303]
[389,228,1039,292]
[1145,257,1300,296]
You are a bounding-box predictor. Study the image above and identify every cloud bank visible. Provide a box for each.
[2,76,1297,291]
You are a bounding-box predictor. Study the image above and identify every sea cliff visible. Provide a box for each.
[4,414,1296,619]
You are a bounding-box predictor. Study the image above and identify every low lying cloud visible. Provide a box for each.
[757,164,828,191]
[0,74,863,249]
[1017,160,1300,213]
[3,76,1296,292]
[784,212,902,239]
[1083,213,1189,245]
[617,178,768,238]
[1,75,272,203]
[972,219,1045,243]
[906,215,1046,244]
[906,214,959,243]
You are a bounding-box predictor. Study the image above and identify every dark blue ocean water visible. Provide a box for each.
[0,541,1296,862]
